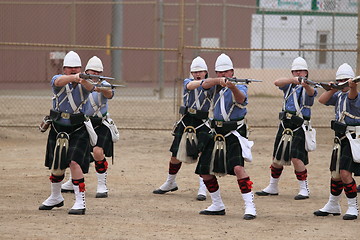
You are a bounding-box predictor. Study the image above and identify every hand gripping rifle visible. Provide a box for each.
[79,73,125,90]
[298,77,341,91]
[225,77,262,84]
[298,77,324,88]
[309,75,360,91]
[79,73,115,83]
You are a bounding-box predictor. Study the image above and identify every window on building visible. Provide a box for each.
[317,31,329,65]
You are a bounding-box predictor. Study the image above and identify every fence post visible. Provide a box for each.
[357,3,360,75]
[112,0,123,84]
[176,0,185,118]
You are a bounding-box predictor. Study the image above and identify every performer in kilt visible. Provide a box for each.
[255,57,317,200]
[39,51,95,215]
[314,63,360,220]
[61,56,117,198]
[195,53,256,220]
[153,56,213,201]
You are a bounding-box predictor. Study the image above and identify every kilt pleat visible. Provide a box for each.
[272,122,308,165]
[330,136,360,176]
[170,114,212,157]
[45,122,91,174]
[195,125,247,176]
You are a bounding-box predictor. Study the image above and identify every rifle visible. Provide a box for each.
[92,83,126,91]
[316,75,360,91]
[79,73,115,83]
[225,77,262,84]
[298,77,324,89]
[298,77,342,91]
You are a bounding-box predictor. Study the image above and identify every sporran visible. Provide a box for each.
[176,126,198,163]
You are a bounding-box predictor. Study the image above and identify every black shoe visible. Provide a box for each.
[243,214,256,220]
[39,201,64,210]
[313,210,340,216]
[61,189,74,193]
[153,187,178,194]
[199,209,226,215]
[294,194,309,200]
[68,208,86,215]
[255,191,278,196]
[343,214,357,220]
[196,194,206,201]
[96,192,108,198]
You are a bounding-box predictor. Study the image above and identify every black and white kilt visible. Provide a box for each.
[330,134,360,176]
[272,120,309,165]
[195,124,247,176]
[45,122,91,174]
[170,113,212,157]
[93,123,113,158]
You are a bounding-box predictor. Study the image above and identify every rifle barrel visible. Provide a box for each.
[226,77,262,83]
[79,73,115,81]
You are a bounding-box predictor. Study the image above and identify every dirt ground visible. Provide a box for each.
[0,126,359,240]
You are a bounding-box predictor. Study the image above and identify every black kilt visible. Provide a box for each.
[195,124,247,176]
[45,122,91,174]
[170,113,212,157]
[272,120,308,165]
[91,118,114,158]
[330,133,360,176]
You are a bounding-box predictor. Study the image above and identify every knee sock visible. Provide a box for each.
[169,162,182,175]
[330,179,343,196]
[295,169,307,181]
[95,158,108,173]
[203,176,219,193]
[237,177,253,194]
[270,165,283,178]
[344,179,357,199]
[49,174,64,183]
[72,178,86,192]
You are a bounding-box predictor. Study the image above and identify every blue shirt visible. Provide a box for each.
[51,74,91,125]
[83,81,113,117]
[325,91,360,125]
[183,78,211,111]
[280,84,317,118]
[212,85,248,121]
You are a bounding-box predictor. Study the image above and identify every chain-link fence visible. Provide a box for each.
[0,0,358,130]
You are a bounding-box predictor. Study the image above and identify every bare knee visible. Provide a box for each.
[170,156,181,164]
[93,146,104,161]
[234,165,248,179]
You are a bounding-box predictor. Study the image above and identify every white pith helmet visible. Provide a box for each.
[291,57,308,71]
[85,56,104,72]
[336,63,354,80]
[63,51,81,67]
[215,53,233,71]
[190,56,208,72]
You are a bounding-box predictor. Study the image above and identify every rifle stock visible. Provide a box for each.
[320,75,360,91]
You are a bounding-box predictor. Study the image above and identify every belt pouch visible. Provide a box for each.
[179,106,187,115]
[279,111,286,121]
[222,121,238,132]
[291,115,304,128]
[195,110,208,120]
[49,109,61,121]
[331,120,347,134]
[90,117,103,127]
[70,113,85,125]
